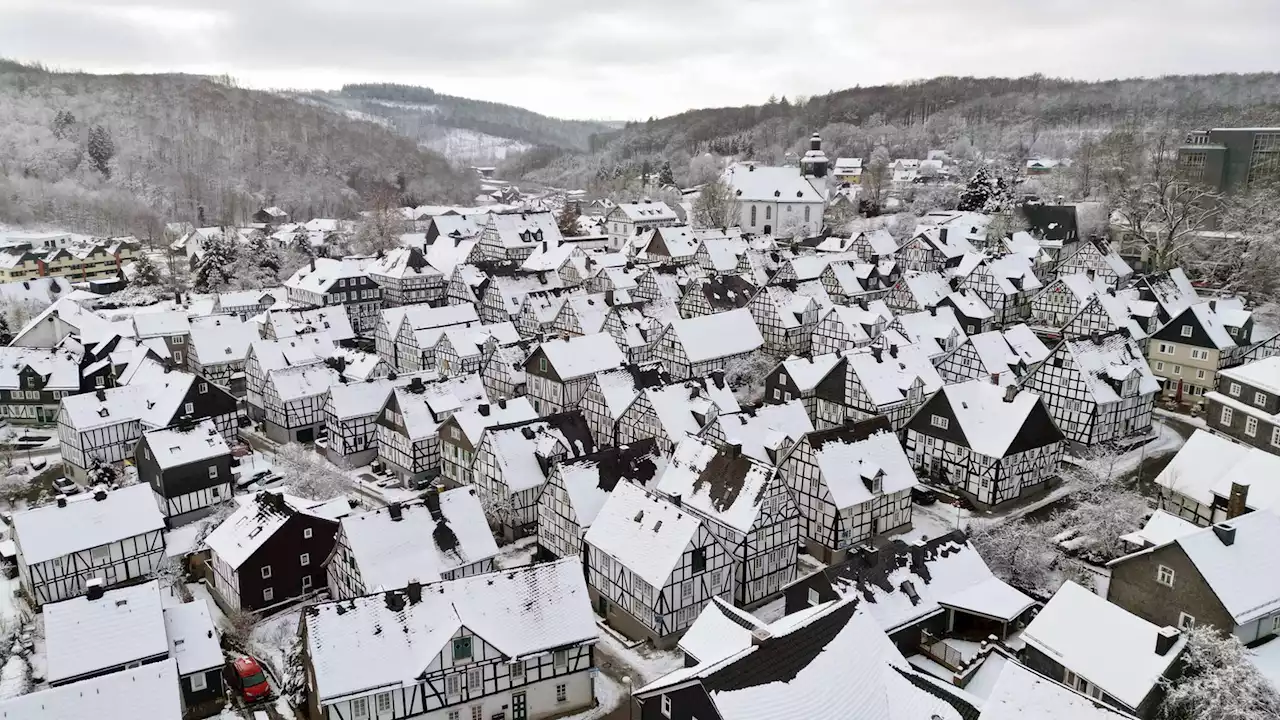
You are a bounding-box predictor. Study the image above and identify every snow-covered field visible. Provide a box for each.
[420,127,532,164]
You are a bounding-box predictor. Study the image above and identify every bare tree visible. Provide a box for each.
[691,178,738,229]
[271,444,355,501]
[864,146,892,210]
[1185,181,1280,300]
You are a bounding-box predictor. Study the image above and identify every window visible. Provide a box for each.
[1272,426,1280,448]
[1180,325,1193,337]
[208,465,219,479]
[1230,382,1242,397]
[1196,369,1206,380]
[661,694,672,718]
[930,414,949,430]
[183,402,193,414]
[772,388,781,400]
[510,660,525,681]
[302,575,313,591]
[1190,349,1208,361]
[174,352,183,364]
[1155,361,1165,372]
[1157,565,1175,587]
[765,205,772,220]
[554,649,568,668]
[199,382,208,394]
[1179,612,1196,629]
[95,376,105,389]
[681,580,692,601]
[1247,417,1260,437]
[191,672,208,691]
[304,527,313,539]
[804,206,812,222]
[453,636,473,661]
[261,565,272,579]
[1221,406,1234,425]
[351,697,369,719]
[750,206,757,226]
[1158,342,1174,355]
[538,357,547,372]
[808,588,820,606]
[467,668,483,692]
[556,683,567,702]
[376,693,392,713]
[448,711,460,720]
[1173,365,1182,375]
[471,707,482,720]
[263,587,274,602]
[300,553,311,566]
[445,674,462,695]
[1257,392,1269,407]
[691,547,707,572]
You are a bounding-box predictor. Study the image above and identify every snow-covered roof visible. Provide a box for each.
[1164,510,1280,625]
[327,372,436,421]
[806,425,919,509]
[640,599,977,720]
[265,306,355,342]
[611,201,680,223]
[585,481,704,588]
[714,400,814,464]
[268,363,340,402]
[305,558,597,703]
[341,488,499,591]
[758,282,833,329]
[555,441,663,530]
[387,375,490,441]
[142,419,229,470]
[284,257,373,295]
[204,490,341,569]
[451,396,537,443]
[45,580,169,684]
[677,596,768,663]
[645,377,740,441]
[485,416,592,493]
[845,342,944,408]
[536,333,626,380]
[966,327,1050,385]
[1061,333,1159,405]
[1119,510,1200,549]
[249,334,336,376]
[366,246,442,280]
[982,660,1135,720]
[665,308,763,364]
[892,307,964,349]
[485,211,564,249]
[132,310,190,339]
[0,346,81,391]
[723,163,824,203]
[163,600,223,675]
[1153,429,1280,507]
[1219,356,1280,397]
[931,380,1060,458]
[780,354,841,393]
[0,276,73,307]
[1023,581,1184,709]
[13,484,165,565]
[0,660,181,720]
[187,317,259,366]
[656,438,776,534]
[217,287,284,310]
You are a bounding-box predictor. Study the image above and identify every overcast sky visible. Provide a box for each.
[2,0,1278,120]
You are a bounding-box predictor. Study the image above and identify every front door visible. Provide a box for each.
[512,691,527,720]
[296,427,315,444]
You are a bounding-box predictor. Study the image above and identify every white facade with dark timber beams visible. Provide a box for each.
[812,342,943,431]
[284,257,383,336]
[524,334,626,415]
[12,484,166,607]
[583,482,733,648]
[650,309,764,381]
[303,559,598,720]
[536,440,661,560]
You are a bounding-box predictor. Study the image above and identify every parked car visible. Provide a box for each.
[911,486,938,505]
[227,656,271,704]
[51,477,81,496]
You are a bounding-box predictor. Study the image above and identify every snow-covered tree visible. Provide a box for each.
[556,202,581,238]
[1186,181,1280,300]
[86,124,115,178]
[658,161,676,187]
[723,350,779,405]
[968,518,1061,595]
[863,145,892,211]
[958,167,1006,212]
[88,459,118,488]
[192,233,238,292]
[229,233,283,290]
[130,253,161,286]
[1161,625,1280,720]
[51,110,77,141]
[692,178,737,229]
[271,443,354,501]
[0,313,10,345]
[1049,483,1150,564]
[353,200,406,255]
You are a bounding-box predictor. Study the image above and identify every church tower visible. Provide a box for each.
[800,133,829,179]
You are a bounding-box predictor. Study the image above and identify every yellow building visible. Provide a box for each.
[0,239,137,284]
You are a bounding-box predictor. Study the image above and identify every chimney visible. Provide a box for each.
[727,443,742,459]
[478,404,490,417]
[406,579,423,604]
[1091,330,1102,345]
[93,488,108,501]
[95,388,106,401]
[56,494,67,508]
[425,488,441,519]
[388,501,403,521]
[498,397,507,409]
[889,344,898,359]
[1212,522,1237,546]
[670,493,682,508]
[990,373,1000,385]
[1003,385,1018,403]
[1227,482,1250,519]
[310,258,316,272]
[858,544,877,566]
[928,305,937,317]
[750,626,771,646]
[85,578,105,601]
[870,345,883,363]
[1210,299,1217,311]
[909,539,927,569]
[1155,627,1180,656]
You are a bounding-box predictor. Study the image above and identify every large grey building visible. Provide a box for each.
[1179,127,1280,194]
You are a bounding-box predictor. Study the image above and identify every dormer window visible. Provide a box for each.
[1122,376,1138,397]
[1180,325,1193,338]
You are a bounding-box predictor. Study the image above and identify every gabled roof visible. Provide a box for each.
[267,363,340,402]
[327,372,437,421]
[132,311,190,339]
[0,660,181,720]
[1219,356,1280,397]
[44,580,169,684]
[554,440,663,529]
[611,201,680,223]
[723,164,824,203]
[284,257,373,295]
[13,484,165,564]
[656,438,776,534]
[696,274,758,312]
[485,211,564,249]
[304,559,597,703]
[1058,332,1159,405]
[644,376,740,441]
[664,308,764,364]
[982,659,1137,720]
[163,600,223,675]
[391,375,495,441]
[204,490,342,569]
[714,400,814,464]
[585,481,705,588]
[141,419,229,470]
[535,333,626,380]
[187,317,260,365]
[264,306,355,343]
[484,413,595,493]
[966,325,1051,385]
[0,346,81,391]
[919,380,1064,458]
[845,342,944,408]
[340,488,500,591]
[802,422,919,509]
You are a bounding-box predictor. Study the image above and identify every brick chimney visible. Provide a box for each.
[1227,482,1250,519]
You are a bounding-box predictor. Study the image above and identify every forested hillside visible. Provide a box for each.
[0,62,478,239]
[508,73,1280,190]
[296,83,613,163]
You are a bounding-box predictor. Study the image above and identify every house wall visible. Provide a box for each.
[1148,339,1220,400]
[1205,373,1280,456]
[234,513,338,612]
[181,667,225,718]
[18,528,164,607]
[1107,543,1242,640]
[136,438,233,523]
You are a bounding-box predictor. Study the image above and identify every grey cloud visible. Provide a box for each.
[0,0,1277,119]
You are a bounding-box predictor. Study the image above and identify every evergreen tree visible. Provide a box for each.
[293,229,315,258]
[51,110,77,140]
[131,253,161,286]
[658,161,676,187]
[556,202,581,237]
[248,233,282,273]
[0,312,11,345]
[87,124,115,178]
[193,234,238,292]
[958,168,997,212]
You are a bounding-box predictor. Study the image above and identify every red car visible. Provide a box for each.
[229,656,271,703]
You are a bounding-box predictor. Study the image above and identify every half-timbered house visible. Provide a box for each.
[303,559,598,720]
[1054,237,1133,288]
[676,274,757,319]
[810,300,893,355]
[326,487,499,600]
[616,376,740,455]
[849,228,900,260]
[575,364,669,447]
[602,303,659,363]
[1019,330,1159,445]
[433,322,521,378]
[323,371,437,468]
[58,368,238,481]
[746,281,833,355]
[887,270,995,335]
[651,308,764,381]
[959,253,1043,326]
[937,324,1051,387]
[261,363,340,444]
[524,333,627,415]
[0,346,84,423]
[550,293,613,337]
[12,483,165,606]
[215,288,285,320]
[367,246,447,307]
[654,439,799,608]
[376,375,508,487]
[583,481,733,647]
[558,249,627,287]
[463,412,595,541]
[904,380,1066,508]
[204,490,351,613]
[135,419,232,525]
[245,335,337,420]
[43,580,171,686]
[628,225,702,266]
[477,211,564,262]
[260,306,356,344]
[888,306,967,358]
[894,227,976,273]
[818,257,897,304]
[694,236,748,276]
[777,417,918,564]
[812,342,944,430]
[479,341,530,402]
[376,302,480,371]
[702,400,814,464]
[186,317,259,397]
[1133,269,1200,327]
[132,312,192,369]
[436,397,541,489]
[1029,273,1148,343]
[478,268,568,325]
[283,257,383,335]
[536,440,661,560]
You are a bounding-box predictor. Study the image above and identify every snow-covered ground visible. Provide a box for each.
[1066,417,1184,481]
[593,626,683,686]
[250,606,303,683]
[495,536,537,569]
[1249,636,1280,691]
[420,127,532,164]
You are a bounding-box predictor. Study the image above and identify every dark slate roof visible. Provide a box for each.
[1020,203,1079,242]
[701,275,758,312]
[805,415,893,450]
[558,439,661,493]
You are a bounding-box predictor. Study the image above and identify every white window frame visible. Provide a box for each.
[1180,325,1193,337]
[199,382,208,394]
[661,694,672,718]
[261,565,272,579]
[1179,612,1196,629]
[930,414,949,430]
[556,683,567,702]
[808,587,820,606]
[300,553,311,567]
[376,692,392,714]
[1157,565,1175,587]
[351,697,369,720]
[304,527,313,539]
[1221,406,1234,425]
[184,401,194,414]
[1271,426,1280,448]
[1246,416,1259,437]
[1257,392,1269,407]
[467,668,483,692]
[510,660,525,682]
[1230,382,1242,397]
[263,587,274,602]
[190,672,208,691]
[208,465,218,479]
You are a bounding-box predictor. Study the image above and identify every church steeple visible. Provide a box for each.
[800,132,829,179]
